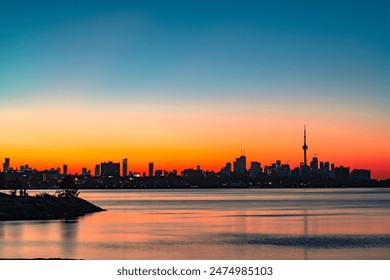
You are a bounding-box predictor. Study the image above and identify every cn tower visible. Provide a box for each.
[302,125,308,166]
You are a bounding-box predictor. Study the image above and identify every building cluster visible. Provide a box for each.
[218,127,371,181]
[0,127,379,189]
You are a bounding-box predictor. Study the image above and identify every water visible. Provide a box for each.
[1,188,389,259]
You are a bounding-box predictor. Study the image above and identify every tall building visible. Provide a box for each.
[302,126,308,166]
[63,164,68,176]
[122,158,128,177]
[3,158,10,172]
[82,167,89,176]
[101,161,120,177]
[95,164,101,177]
[335,166,350,181]
[249,161,262,178]
[148,162,154,177]
[233,155,246,175]
[310,157,318,174]
[280,164,291,177]
[319,161,330,178]
[220,162,232,176]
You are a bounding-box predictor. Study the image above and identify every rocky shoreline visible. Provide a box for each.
[0,192,105,221]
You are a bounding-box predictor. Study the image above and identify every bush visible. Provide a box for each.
[55,188,80,198]
[35,192,54,198]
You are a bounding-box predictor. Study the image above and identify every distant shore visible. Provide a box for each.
[0,192,104,221]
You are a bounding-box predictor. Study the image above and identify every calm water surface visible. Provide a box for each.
[1,188,389,259]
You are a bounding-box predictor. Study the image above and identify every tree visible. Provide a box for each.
[56,175,80,198]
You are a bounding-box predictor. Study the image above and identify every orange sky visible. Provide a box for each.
[1,96,389,179]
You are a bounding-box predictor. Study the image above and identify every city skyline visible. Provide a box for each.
[0,127,383,180]
[1,1,389,179]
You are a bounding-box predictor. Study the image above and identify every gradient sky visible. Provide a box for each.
[1,0,389,178]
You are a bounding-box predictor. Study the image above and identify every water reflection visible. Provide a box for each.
[1,188,390,259]
[60,218,79,258]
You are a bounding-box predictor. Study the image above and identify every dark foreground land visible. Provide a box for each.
[0,192,104,221]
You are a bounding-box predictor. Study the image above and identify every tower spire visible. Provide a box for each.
[302,125,308,166]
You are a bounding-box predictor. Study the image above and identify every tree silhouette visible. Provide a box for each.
[56,175,79,198]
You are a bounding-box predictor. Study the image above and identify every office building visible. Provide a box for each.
[249,161,262,178]
[350,169,371,181]
[101,161,120,177]
[149,162,154,177]
[95,164,101,176]
[122,158,128,177]
[3,158,10,172]
[233,155,246,175]
[82,167,89,176]
[310,157,319,174]
[220,162,232,176]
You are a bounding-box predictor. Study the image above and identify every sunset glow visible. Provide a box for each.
[1,1,389,179]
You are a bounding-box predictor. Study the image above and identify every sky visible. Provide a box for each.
[0,0,389,178]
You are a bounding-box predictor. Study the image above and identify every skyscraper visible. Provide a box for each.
[95,164,101,177]
[81,167,89,176]
[249,161,261,178]
[63,164,68,176]
[233,155,246,175]
[302,126,308,166]
[3,158,10,172]
[122,158,128,177]
[149,162,154,177]
[310,157,318,174]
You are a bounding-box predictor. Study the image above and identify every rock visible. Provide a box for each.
[0,192,105,221]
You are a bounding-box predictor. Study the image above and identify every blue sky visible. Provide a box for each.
[1,0,389,107]
[1,1,390,178]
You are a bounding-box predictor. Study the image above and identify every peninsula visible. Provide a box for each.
[0,192,104,221]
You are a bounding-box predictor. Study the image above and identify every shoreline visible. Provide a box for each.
[0,192,105,221]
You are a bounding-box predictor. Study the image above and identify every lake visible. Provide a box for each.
[0,188,389,259]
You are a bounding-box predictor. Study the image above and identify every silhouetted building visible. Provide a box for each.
[265,161,290,177]
[330,163,336,179]
[101,161,120,177]
[279,164,291,177]
[291,167,301,178]
[155,170,162,177]
[249,161,262,178]
[351,169,371,181]
[95,164,100,177]
[264,165,272,176]
[3,158,10,172]
[233,155,246,175]
[82,167,89,176]
[63,164,68,176]
[319,161,330,178]
[300,163,310,178]
[310,157,318,174]
[220,162,232,176]
[122,158,128,177]
[182,168,203,177]
[149,162,154,177]
[335,166,350,181]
